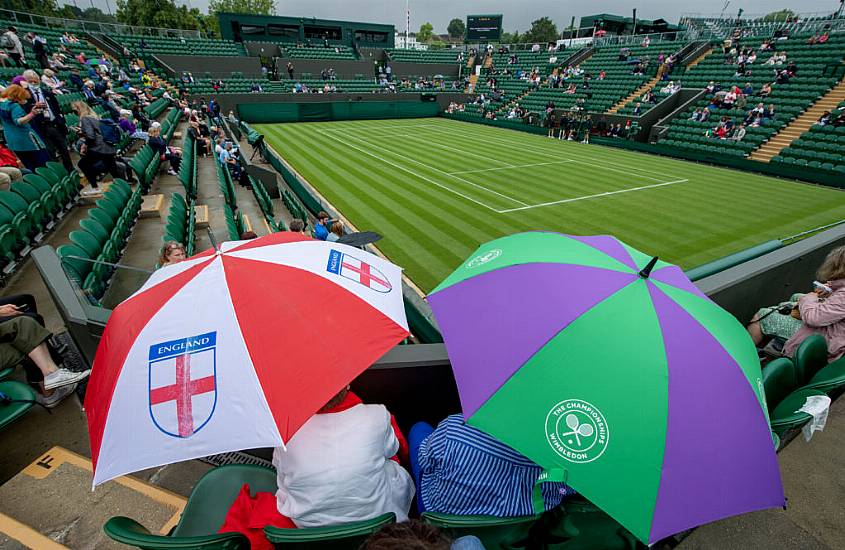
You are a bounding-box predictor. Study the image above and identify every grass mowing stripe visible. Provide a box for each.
[282,126,502,286]
[311,128,505,212]
[255,118,845,292]
[331,131,530,209]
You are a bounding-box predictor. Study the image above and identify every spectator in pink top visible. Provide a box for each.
[784,246,845,361]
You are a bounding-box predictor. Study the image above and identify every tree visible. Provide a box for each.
[116,0,205,30]
[523,16,558,44]
[501,30,521,44]
[417,22,434,43]
[206,0,276,34]
[762,9,795,22]
[81,7,118,23]
[447,18,465,39]
[3,0,58,17]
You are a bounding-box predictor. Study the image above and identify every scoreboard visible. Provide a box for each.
[466,14,503,41]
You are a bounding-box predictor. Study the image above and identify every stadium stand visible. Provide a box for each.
[655,33,845,161]
[117,34,246,58]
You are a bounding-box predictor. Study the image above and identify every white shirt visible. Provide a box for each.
[272,403,414,528]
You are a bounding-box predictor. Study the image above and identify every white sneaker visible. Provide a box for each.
[44,368,91,390]
[167,169,178,175]
[37,383,78,409]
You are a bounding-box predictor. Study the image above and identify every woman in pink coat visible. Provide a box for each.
[784,246,845,361]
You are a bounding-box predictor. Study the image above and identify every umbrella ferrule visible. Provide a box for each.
[638,256,659,279]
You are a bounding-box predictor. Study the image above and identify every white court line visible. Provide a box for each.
[449,160,574,175]
[327,131,531,207]
[397,133,515,168]
[313,129,502,212]
[416,122,679,183]
[498,179,690,213]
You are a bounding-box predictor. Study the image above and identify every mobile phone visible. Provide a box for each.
[813,281,833,294]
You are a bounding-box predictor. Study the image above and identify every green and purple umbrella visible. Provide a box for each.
[427,232,784,545]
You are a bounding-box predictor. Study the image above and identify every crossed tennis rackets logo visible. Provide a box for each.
[544,399,609,464]
[561,413,595,445]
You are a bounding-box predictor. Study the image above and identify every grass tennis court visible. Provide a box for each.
[256,117,845,292]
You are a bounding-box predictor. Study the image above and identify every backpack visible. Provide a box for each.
[99,119,121,146]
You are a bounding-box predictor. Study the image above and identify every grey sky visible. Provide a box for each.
[63,0,839,33]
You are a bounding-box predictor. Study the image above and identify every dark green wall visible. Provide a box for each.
[217,13,395,48]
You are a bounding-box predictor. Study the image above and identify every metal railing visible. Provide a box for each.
[0,8,205,38]
[592,31,689,48]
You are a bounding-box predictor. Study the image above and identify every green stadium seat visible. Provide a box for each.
[264,513,395,548]
[793,334,828,384]
[104,464,277,550]
[763,358,827,436]
[0,380,36,431]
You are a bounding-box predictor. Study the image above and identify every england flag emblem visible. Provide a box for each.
[148,332,217,438]
[327,250,393,293]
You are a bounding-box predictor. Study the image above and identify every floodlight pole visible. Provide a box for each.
[405,0,410,49]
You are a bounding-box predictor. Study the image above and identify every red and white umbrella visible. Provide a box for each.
[85,232,409,486]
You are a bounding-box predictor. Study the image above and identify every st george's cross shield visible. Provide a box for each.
[148,332,218,438]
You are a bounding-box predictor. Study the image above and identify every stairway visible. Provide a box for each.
[683,46,713,70]
[466,74,478,93]
[607,75,661,114]
[749,79,845,162]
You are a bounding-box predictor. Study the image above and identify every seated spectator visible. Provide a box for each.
[158,241,186,268]
[731,123,747,141]
[818,31,829,44]
[816,111,832,126]
[313,211,331,240]
[273,385,414,526]
[742,82,754,96]
[691,108,703,121]
[632,102,642,116]
[39,68,65,93]
[763,104,776,119]
[759,82,772,97]
[148,125,180,176]
[411,415,573,517]
[289,219,306,234]
[783,247,845,361]
[0,142,22,188]
[250,82,263,93]
[118,110,148,141]
[747,294,804,352]
[188,120,211,156]
[326,221,344,242]
[705,81,717,94]
[700,107,711,122]
[218,142,242,181]
[775,70,790,85]
[0,314,90,406]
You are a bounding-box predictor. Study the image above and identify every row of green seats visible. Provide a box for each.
[103,464,638,549]
[248,175,283,232]
[0,162,79,270]
[163,192,196,257]
[281,189,307,226]
[764,334,845,436]
[58,179,141,301]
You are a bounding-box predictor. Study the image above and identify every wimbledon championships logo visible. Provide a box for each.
[545,399,609,463]
[467,248,502,269]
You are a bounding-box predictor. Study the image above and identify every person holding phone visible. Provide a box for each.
[0,84,50,171]
[783,246,845,361]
